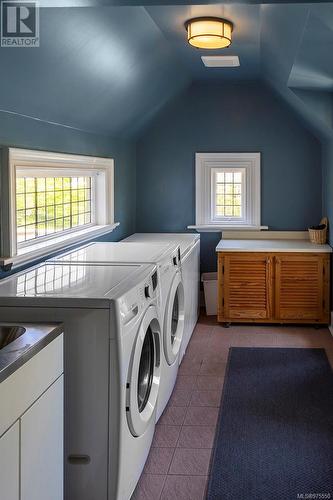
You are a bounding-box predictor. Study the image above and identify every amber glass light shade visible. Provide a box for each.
[185,17,233,50]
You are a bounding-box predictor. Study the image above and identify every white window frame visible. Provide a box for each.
[0,148,119,268]
[189,152,266,232]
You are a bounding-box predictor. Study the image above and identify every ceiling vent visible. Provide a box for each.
[201,55,240,68]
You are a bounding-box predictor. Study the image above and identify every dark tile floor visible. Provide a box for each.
[132,314,333,500]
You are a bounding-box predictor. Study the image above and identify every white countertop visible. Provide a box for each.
[216,239,332,253]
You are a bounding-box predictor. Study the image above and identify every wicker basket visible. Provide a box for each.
[308,217,328,244]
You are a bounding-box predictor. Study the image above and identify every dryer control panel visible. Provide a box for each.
[119,270,160,326]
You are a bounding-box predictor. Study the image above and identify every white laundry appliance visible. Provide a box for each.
[47,241,185,421]
[123,233,200,362]
[0,261,162,500]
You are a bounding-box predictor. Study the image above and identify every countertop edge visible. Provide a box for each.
[216,248,332,253]
[0,324,63,384]
[216,239,332,253]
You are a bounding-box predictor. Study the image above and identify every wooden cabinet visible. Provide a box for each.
[218,252,330,324]
[220,253,273,321]
[275,255,329,322]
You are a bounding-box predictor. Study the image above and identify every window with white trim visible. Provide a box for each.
[194,152,261,229]
[0,148,118,268]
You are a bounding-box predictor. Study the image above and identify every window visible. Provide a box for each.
[16,175,93,245]
[0,148,118,268]
[192,152,262,230]
[212,169,244,220]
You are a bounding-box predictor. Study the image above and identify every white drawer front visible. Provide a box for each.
[0,334,63,436]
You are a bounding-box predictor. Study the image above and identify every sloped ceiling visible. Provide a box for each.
[0,6,191,137]
[0,2,332,140]
[261,3,333,139]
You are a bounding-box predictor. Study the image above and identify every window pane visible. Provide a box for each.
[16,194,25,210]
[25,178,35,192]
[46,178,54,191]
[47,220,55,234]
[55,191,63,205]
[25,193,35,209]
[16,178,25,194]
[63,191,71,203]
[17,210,25,227]
[37,178,46,192]
[63,204,71,217]
[25,224,36,240]
[46,206,55,220]
[214,169,243,219]
[37,208,46,222]
[37,223,46,237]
[56,205,64,218]
[16,175,92,244]
[37,192,45,207]
[46,192,55,206]
[26,209,36,224]
[55,178,63,190]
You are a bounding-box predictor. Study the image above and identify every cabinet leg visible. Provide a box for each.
[223,322,231,328]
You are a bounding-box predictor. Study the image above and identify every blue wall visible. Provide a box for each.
[0,110,136,278]
[322,138,333,246]
[136,81,322,272]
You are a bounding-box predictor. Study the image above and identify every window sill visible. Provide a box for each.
[187,225,269,233]
[0,223,120,270]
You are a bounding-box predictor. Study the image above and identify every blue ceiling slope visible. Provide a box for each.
[145,4,261,81]
[288,12,333,91]
[261,3,333,141]
[0,7,190,138]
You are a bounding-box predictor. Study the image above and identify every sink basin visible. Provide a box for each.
[0,326,26,350]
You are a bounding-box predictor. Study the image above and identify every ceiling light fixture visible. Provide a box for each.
[185,17,233,50]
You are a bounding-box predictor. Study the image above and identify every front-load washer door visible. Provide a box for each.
[127,305,161,437]
[163,272,185,366]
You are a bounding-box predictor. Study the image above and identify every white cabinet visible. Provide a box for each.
[21,375,64,500]
[0,334,63,500]
[0,422,19,500]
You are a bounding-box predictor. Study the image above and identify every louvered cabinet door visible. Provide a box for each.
[275,254,329,322]
[219,253,273,321]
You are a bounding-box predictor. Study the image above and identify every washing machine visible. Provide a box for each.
[48,241,185,420]
[123,233,200,362]
[0,260,162,500]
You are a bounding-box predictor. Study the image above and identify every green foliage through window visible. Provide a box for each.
[16,176,92,244]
